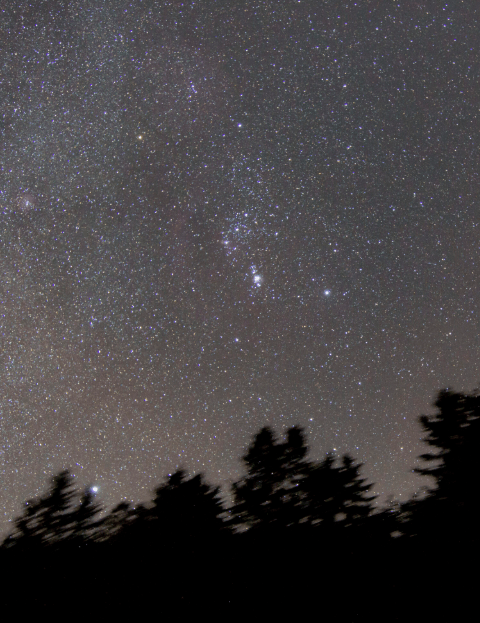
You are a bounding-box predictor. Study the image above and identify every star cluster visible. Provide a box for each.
[0,0,479,531]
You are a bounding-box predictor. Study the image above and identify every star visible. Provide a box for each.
[0,0,475,532]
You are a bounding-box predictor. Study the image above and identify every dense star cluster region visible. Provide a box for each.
[0,0,479,532]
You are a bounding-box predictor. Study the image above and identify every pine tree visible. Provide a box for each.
[232,426,311,531]
[305,453,343,528]
[38,470,77,545]
[98,500,141,545]
[305,453,375,530]
[416,389,480,499]
[144,469,225,549]
[279,426,310,526]
[404,389,480,542]
[6,470,77,551]
[4,497,45,551]
[337,454,376,526]
[69,486,103,546]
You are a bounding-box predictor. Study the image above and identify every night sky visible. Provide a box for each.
[1,0,479,532]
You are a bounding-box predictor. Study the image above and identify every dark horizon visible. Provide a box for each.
[2,389,478,617]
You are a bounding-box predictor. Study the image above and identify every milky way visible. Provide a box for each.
[1,0,479,532]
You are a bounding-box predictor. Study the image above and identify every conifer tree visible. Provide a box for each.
[6,470,77,550]
[98,500,140,544]
[147,469,225,547]
[337,454,376,526]
[301,452,375,530]
[305,453,343,528]
[69,486,103,546]
[232,426,311,530]
[403,389,480,541]
[416,389,480,499]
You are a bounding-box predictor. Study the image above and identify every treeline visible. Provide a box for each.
[1,389,479,618]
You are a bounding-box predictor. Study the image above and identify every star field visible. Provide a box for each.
[0,0,479,531]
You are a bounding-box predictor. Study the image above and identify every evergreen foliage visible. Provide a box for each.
[69,486,103,545]
[1,390,479,618]
[416,389,480,497]
[306,453,375,529]
[231,426,310,530]
[231,425,375,532]
[5,470,77,551]
[401,389,480,541]
[147,469,226,545]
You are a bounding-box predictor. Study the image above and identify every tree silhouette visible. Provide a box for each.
[232,427,279,530]
[4,496,45,552]
[135,469,226,552]
[5,470,77,551]
[5,407,475,617]
[416,389,480,495]
[232,424,377,536]
[69,486,103,546]
[337,454,376,526]
[304,452,375,531]
[402,389,480,543]
[98,500,139,543]
[305,453,343,528]
[278,426,311,527]
[232,426,312,531]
